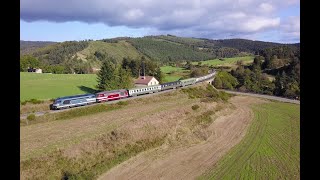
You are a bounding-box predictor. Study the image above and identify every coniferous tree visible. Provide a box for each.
[96,58,116,90]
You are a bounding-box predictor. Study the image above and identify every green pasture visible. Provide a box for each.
[192,56,254,66]
[20,72,97,101]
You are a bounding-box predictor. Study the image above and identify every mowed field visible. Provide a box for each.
[192,56,254,66]
[160,66,190,82]
[200,102,300,179]
[20,72,97,101]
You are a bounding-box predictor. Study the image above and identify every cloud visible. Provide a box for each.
[259,3,274,13]
[279,16,300,42]
[20,0,300,42]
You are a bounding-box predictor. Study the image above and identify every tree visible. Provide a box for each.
[154,67,164,84]
[116,68,134,89]
[20,55,40,71]
[185,61,193,70]
[213,76,223,88]
[252,56,263,71]
[96,59,117,90]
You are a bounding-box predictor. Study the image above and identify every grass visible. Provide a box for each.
[160,66,190,83]
[192,56,254,66]
[20,103,129,126]
[20,72,97,101]
[160,66,187,74]
[199,102,300,179]
[181,84,231,102]
[21,134,167,180]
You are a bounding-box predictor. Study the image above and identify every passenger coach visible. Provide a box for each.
[128,85,161,97]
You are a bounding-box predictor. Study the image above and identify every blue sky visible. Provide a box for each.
[20,0,300,43]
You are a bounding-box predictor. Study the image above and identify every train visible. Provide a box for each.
[50,69,216,110]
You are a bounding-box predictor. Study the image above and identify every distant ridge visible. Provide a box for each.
[20,35,299,67]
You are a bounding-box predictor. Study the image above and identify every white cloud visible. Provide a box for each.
[259,3,274,13]
[279,16,300,41]
[20,0,300,42]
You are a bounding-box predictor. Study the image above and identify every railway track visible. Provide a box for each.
[20,86,182,119]
[20,81,300,120]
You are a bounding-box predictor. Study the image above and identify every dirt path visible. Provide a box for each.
[220,89,300,104]
[98,96,266,180]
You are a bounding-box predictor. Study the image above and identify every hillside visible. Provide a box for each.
[77,40,145,64]
[20,40,57,55]
[152,35,299,54]
[128,37,216,62]
[20,35,299,71]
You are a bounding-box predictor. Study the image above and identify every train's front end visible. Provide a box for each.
[51,99,62,110]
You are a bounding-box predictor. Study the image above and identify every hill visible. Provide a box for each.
[20,40,57,55]
[127,37,216,62]
[20,35,299,72]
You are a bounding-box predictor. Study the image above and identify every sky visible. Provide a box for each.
[20,0,300,43]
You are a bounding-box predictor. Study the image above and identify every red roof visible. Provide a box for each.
[134,76,155,85]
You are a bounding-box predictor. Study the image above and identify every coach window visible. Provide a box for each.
[63,100,70,104]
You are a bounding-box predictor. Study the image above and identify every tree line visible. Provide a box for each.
[213,46,300,99]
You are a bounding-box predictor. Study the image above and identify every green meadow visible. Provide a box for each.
[160,66,190,82]
[192,56,254,66]
[20,72,97,101]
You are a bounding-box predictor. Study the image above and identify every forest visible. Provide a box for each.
[213,46,300,99]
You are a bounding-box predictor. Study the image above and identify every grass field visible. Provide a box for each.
[192,56,254,66]
[160,66,190,82]
[20,72,97,101]
[199,102,300,179]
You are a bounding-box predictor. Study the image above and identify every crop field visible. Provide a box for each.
[199,102,300,179]
[20,72,97,101]
[192,56,254,66]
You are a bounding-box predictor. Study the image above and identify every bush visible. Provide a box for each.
[21,99,44,105]
[192,104,200,110]
[29,99,44,104]
[27,114,36,121]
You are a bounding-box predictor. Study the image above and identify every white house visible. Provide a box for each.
[134,76,159,87]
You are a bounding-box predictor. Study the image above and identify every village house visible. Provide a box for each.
[134,76,159,87]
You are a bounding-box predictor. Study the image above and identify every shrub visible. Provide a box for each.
[192,104,200,110]
[29,99,44,104]
[21,101,27,105]
[21,99,44,105]
[27,114,36,121]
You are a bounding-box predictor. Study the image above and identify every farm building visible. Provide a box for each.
[27,68,42,73]
[134,76,159,87]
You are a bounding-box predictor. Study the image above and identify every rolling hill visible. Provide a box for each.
[20,35,299,69]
